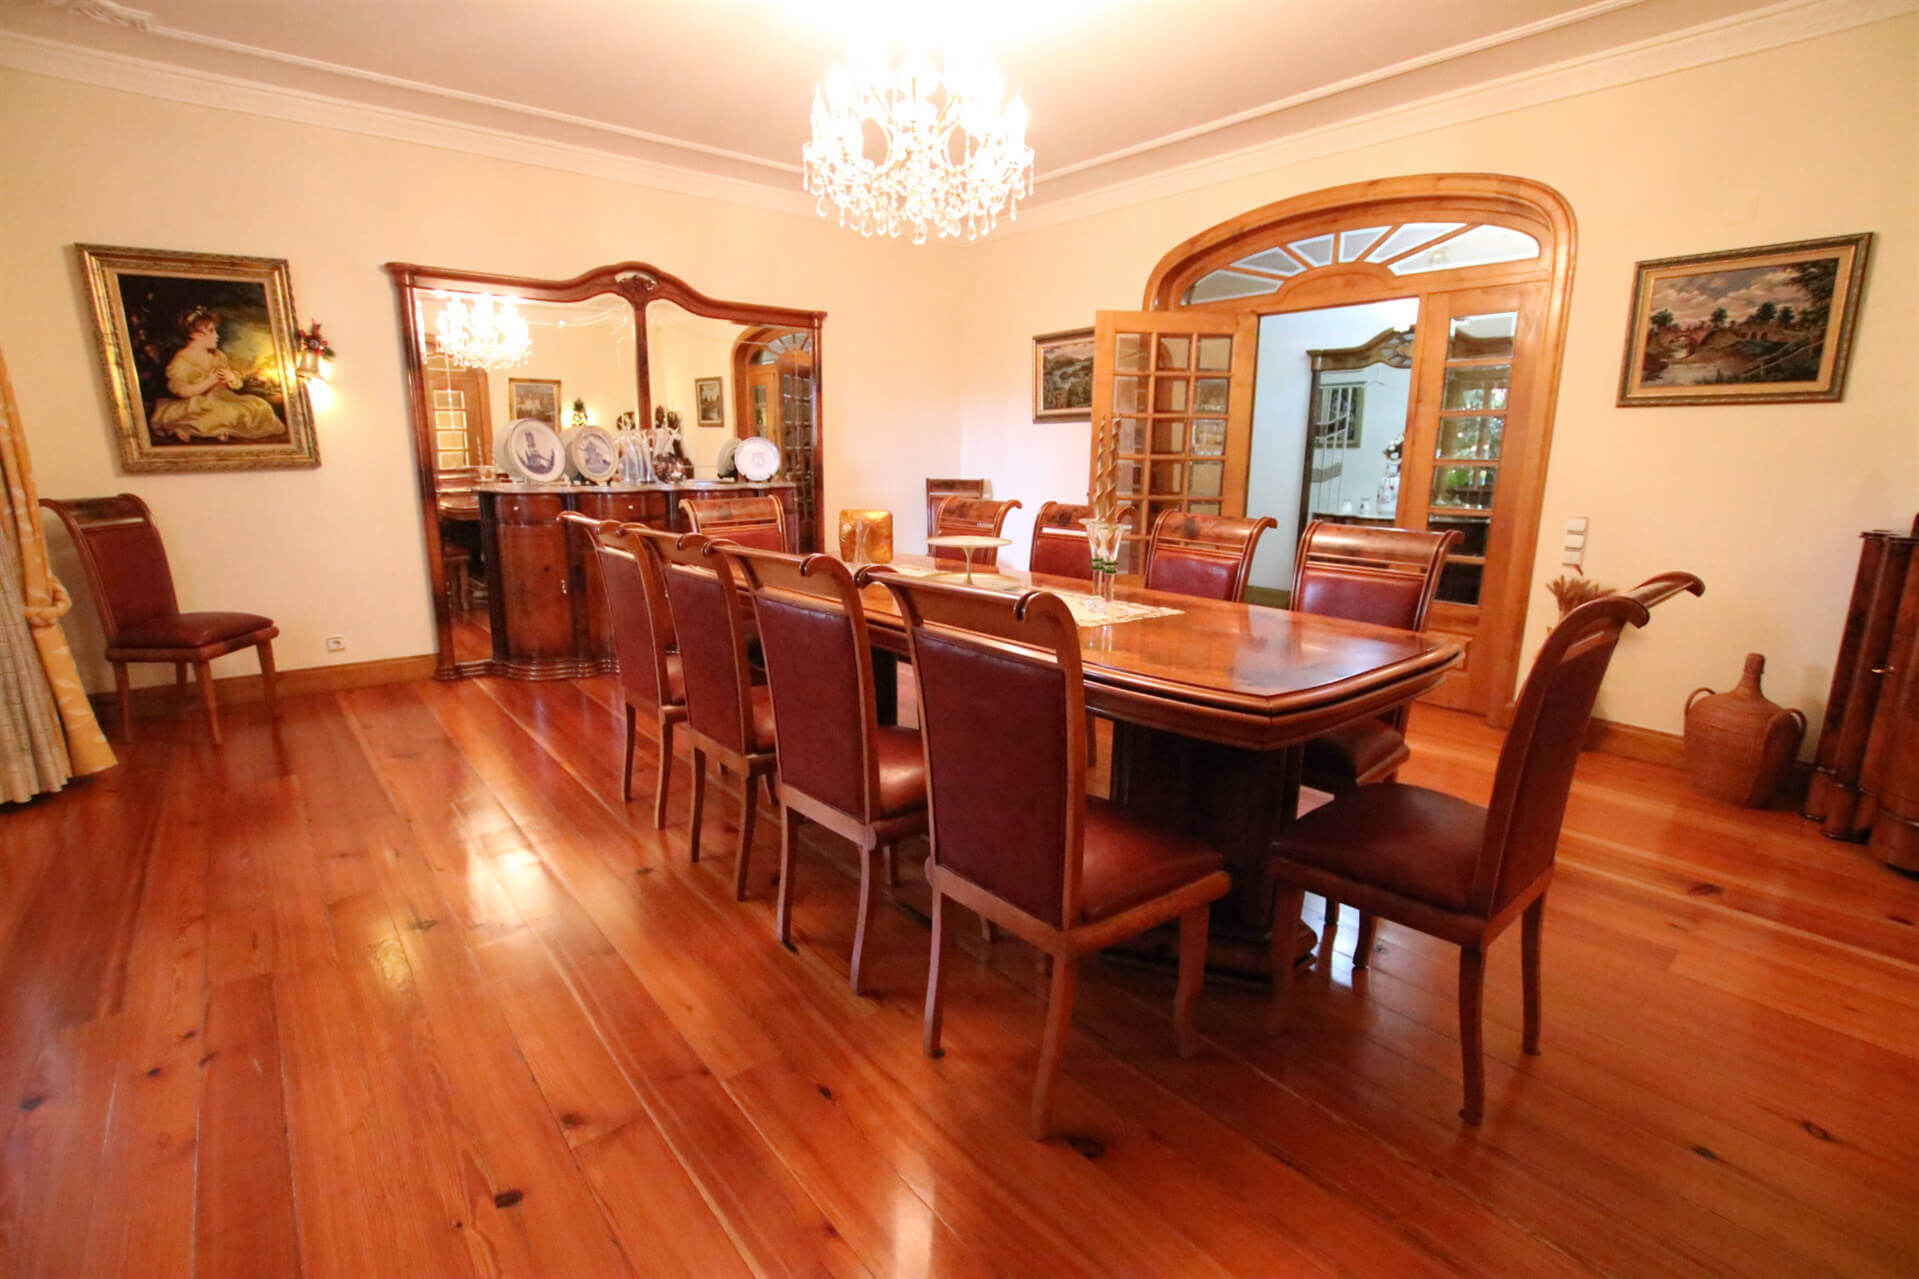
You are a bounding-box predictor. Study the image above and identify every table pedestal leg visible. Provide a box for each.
[1106,721,1315,980]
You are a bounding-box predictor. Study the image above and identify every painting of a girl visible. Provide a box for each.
[147,307,286,442]
[79,245,319,471]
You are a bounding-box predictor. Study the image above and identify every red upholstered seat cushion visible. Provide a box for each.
[1078,798,1224,924]
[1302,717,1410,788]
[1274,782,1486,912]
[750,684,777,751]
[111,610,274,650]
[872,725,929,817]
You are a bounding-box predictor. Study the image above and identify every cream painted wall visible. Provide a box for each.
[2,67,962,690]
[646,305,747,475]
[956,16,1918,739]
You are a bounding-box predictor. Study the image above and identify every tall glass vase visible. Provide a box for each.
[1085,519,1122,612]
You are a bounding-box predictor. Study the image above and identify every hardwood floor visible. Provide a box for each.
[3,675,1916,1277]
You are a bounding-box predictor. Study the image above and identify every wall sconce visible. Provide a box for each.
[295,320,335,383]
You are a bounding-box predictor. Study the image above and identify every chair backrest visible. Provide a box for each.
[1142,511,1277,603]
[1471,572,1704,914]
[40,493,180,641]
[726,547,884,822]
[629,528,762,756]
[563,514,677,711]
[867,572,1085,930]
[931,496,1023,567]
[681,495,789,552]
[1291,520,1460,630]
[1029,501,1096,581]
[925,477,989,537]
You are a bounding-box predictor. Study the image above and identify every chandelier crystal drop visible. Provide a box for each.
[434,293,532,370]
[802,44,1034,245]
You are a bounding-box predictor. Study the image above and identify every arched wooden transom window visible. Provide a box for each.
[1096,175,1575,719]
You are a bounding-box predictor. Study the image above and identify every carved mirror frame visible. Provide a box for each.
[384,260,827,679]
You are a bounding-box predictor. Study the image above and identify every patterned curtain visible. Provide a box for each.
[0,345,114,802]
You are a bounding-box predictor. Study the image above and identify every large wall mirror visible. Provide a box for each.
[386,261,825,680]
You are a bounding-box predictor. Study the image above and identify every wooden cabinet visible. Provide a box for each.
[477,482,795,679]
[1804,516,1919,873]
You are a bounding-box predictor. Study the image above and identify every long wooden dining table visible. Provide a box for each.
[855,556,1464,975]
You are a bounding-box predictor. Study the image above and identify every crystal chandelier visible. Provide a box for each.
[802,45,1033,244]
[434,293,531,369]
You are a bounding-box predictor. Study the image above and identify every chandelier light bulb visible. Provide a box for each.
[802,43,1035,245]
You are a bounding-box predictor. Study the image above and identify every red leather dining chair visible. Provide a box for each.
[681,495,789,551]
[1141,511,1277,603]
[869,571,1232,1139]
[561,514,687,827]
[1027,500,1136,581]
[42,493,277,747]
[931,496,1022,569]
[1267,572,1704,1124]
[1290,520,1460,966]
[723,546,929,994]
[629,529,777,896]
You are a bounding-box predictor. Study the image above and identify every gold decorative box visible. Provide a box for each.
[837,509,894,565]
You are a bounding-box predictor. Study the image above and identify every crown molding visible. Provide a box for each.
[1,0,1909,239]
[0,28,822,220]
[1001,0,1915,237]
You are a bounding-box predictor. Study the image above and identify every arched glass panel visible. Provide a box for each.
[1232,248,1306,276]
[1287,233,1335,267]
[1336,226,1390,262]
[1390,224,1540,275]
[1183,270,1279,304]
[1366,222,1464,262]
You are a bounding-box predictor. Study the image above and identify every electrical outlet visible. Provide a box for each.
[324,635,347,653]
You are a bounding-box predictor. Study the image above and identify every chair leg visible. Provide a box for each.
[1458,946,1486,1124]
[256,639,278,719]
[1268,885,1306,1032]
[851,847,880,996]
[1030,955,1079,1140]
[621,703,638,803]
[1173,905,1210,1059]
[195,661,222,747]
[687,746,707,862]
[1522,898,1545,1056]
[1354,913,1379,969]
[653,718,676,829]
[775,804,799,947]
[114,662,133,742]
[923,886,950,1058]
[734,770,761,901]
[1317,897,1342,966]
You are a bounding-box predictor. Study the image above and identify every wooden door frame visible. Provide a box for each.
[1137,174,1576,724]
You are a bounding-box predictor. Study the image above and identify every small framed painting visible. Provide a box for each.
[1618,233,1872,406]
[695,376,724,427]
[1034,327,1094,421]
[507,377,562,426]
[77,244,320,472]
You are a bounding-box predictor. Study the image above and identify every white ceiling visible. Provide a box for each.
[0,0,1838,213]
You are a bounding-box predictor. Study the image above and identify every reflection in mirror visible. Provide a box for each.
[647,302,818,541]
[416,288,638,666]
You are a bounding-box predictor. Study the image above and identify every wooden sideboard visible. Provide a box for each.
[474,481,797,679]
[1803,515,1919,874]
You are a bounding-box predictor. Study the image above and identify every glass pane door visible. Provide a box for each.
[1093,310,1257,573]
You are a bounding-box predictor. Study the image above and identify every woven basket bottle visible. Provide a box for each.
[1683,653,1806,807]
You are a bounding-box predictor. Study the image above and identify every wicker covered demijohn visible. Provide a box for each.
[1683,653,1806,807]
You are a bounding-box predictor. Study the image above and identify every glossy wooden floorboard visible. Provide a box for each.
[4,679,1918,1278]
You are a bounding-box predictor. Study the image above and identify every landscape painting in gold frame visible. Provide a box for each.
[1618,233,1871,406]
[78,244,319,472]
[1033,327,1094,421]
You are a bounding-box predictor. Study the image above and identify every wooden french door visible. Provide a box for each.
[1395,281,1549,711]
[1092,310,1259,573]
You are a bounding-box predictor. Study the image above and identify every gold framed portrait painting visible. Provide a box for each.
[694,376,724,427]
[1618,233,1872,406]
[507,377,562,427]
[78,244,320,472]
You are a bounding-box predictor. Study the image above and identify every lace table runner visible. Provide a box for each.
[881,564,1183,628]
